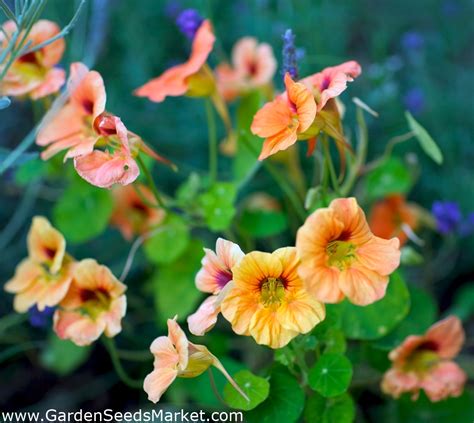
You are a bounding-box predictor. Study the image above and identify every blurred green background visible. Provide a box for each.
[0,0,473,420]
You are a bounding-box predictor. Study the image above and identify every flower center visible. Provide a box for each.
[404,350,440,374]
[326,240,356,270]
[80,288,111,319]
[260,277,285,307]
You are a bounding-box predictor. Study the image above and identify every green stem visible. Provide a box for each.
[136,155,166,210]
[102,337,143,389]
[208,369,227,407]
[340,107,369,196]
[322,135,341,195]
[205,98,218,184]
[0,341,44,364]
[241,136,306,222]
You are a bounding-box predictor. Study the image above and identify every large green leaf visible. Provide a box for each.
[224,370,270,411]
[144,214,190,264]
[304,393,356,423]
[406,111,443,165]
[40,335,91,376]
[152,239,203,323]
[373,286,437,350]
[53,178,113,244]
[338,272,410,340]
[246,366,305,423]
[365,157,412,200]
[309,353,353,398]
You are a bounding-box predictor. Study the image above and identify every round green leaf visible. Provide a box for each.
[198,183,237,232]
[365,157,412,200]
[40,335,90,376]
[339,272,410,340]
[309,353,353,398]
[374,286,437,350]
[144,214,190,264]
[53,180,113,244]
[224,370,270,411]
[246,366,305,423]
[304,393,356,423]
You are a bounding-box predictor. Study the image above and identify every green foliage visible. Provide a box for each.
[304,393,356,423]
[400,246,424,265]
[144,214,190,264]
[246,366,305,423]
[53,178,113,244]
[309,353,353,398]
[175,173,202,208]
[338,272,410,340]
[40,335,91,376]
[234,91,264,182]
[406,112,443,165]
[373,286,437,350]
[239,209,288,238]
[365,157,412,200]
[448,284,474,322]
[14,158,47,185]
[197,182,237,231]
[381,390,474,423]
[152,239,203,323]
[224,370,270,411]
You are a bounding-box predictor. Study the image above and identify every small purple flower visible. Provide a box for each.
[282,29,298,80]
[432,201,462,235]
[28,305,55,328]
[401,31,425,51]
[404,87,425,115]
[176,9,204,40]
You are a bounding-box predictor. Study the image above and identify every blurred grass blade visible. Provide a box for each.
[406,111,443,164]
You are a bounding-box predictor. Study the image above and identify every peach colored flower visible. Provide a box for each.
[221,247,325,349]
[36,62,106,160]
[296,198,401,306]
[73,114,139,188]
[0,20,66,99]
[53,258,127,346]
[187,238,244,336]
[216,37,276,101]
[4,217,73,312]
[110,184,166,240]
[134,20,215,102]
[144,317,247,403]
[301,61,361,111]
[369,195,420,246]
[251,73,316,160]
[381,316,467,402]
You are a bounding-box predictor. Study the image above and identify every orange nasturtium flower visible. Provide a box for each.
[369,194,420,246]
[0,20,66,100]
[36,62,106,160]
[54,259,127,346]
[296,198,401,306]
[110,184,166,240]
[187,238,244,336]
[216,36,277,102]
[251,73,317,160]
[144,317,248,403]
[4,217,73,312]
[381,316,467,402]
[73,114,140,188]
[251,61,361,160]
[220,247,325,349]
[134,20,215,102]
